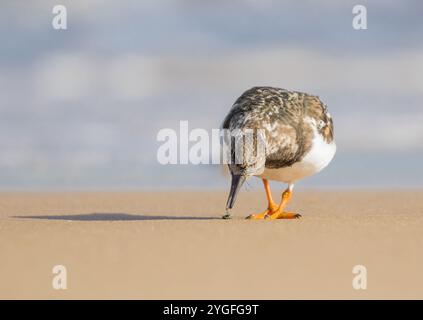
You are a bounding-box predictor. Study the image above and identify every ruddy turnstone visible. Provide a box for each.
[222,86,336,219]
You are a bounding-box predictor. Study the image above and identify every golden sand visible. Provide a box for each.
[0,191,422,299]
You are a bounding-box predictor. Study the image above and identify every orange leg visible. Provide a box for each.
[266,189,301,219]
[246,181,301,220]
[246,179,277,219]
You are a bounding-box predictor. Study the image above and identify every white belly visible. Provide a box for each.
[259,132,336,183]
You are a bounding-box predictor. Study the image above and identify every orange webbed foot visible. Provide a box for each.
[245,204,278,220]
[266,211,302,219]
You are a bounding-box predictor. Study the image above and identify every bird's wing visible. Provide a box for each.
[303,94,334,144]
[266,92,335,168]
[263,91,310,169]
[222,87,332,169]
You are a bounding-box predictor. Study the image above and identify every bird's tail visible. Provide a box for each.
[225,175,246,212]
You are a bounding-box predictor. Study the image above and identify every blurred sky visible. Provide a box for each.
[0,0,422,190]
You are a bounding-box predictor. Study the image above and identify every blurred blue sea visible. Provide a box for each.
[0,0,422,190]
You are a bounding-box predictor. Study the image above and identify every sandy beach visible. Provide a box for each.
[1,190,422,299]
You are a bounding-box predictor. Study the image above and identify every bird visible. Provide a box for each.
[221,86,336,220]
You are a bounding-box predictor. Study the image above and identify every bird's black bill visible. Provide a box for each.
[226,175,246,211]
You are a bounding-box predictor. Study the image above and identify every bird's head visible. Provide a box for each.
[225,170,247,214]
[225,143,266,213]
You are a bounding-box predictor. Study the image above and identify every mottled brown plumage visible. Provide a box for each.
[222,86,334,169]
[222,86,336,218]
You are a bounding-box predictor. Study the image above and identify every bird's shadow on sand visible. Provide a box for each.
[14,213,221,221]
